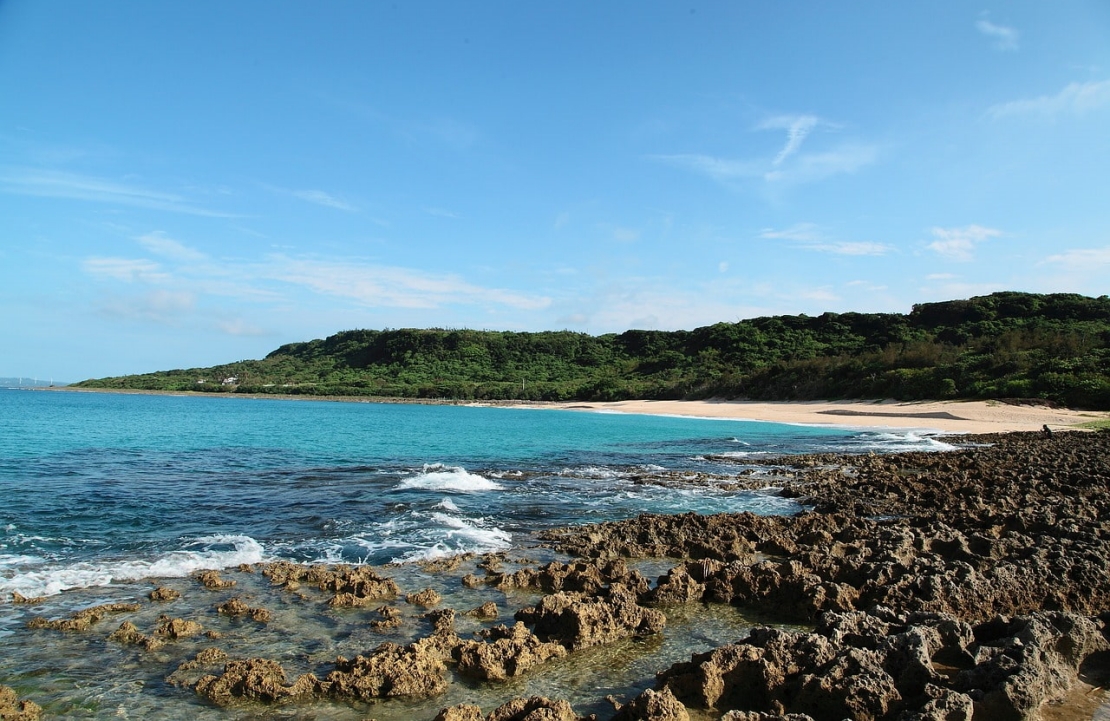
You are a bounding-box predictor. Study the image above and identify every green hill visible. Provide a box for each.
[73,291,1110,409]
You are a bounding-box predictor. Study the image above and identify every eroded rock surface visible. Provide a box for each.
[455,621,567,681]
[0,685,42,721]
[194,658,317,705]
[515,584,665,651]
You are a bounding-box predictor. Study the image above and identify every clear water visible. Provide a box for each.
[0,388,952,719]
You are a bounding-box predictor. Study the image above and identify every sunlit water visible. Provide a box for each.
[0,388,955,718]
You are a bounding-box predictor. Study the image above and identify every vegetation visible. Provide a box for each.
[74,292,1110,410]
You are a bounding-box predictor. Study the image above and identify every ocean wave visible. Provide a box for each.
[395,464,504,492]
[0,534,265,599]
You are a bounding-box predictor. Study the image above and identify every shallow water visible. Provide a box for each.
[0,388,955,718]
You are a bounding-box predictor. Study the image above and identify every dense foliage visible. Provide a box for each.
[75,292,1110,409]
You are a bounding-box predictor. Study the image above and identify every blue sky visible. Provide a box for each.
[2,2,1108,381]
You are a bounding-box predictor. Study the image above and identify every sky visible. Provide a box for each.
[1,2,1108,382]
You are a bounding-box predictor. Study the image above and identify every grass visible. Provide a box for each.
[1072,418,1110,430]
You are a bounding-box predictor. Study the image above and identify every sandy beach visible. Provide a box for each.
[557,398,1109,434]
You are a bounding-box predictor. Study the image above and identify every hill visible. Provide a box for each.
[73,291,1110,410]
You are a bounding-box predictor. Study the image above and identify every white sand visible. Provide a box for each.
[556,399,1109,434]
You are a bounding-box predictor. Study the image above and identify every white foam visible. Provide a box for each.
[393,512,512,563]
[0,534,265,599]
[435,498,461,512]
[396,465,503,492]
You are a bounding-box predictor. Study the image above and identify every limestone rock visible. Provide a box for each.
[194,658,317,705]
[611,687,689,721]
[0,684,43,721]
[455,622,567,681]
[195,570,236,589]
[321,641,448,700]
[515,584,665,651]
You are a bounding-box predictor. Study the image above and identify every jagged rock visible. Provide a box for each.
[194,658,317,705]
[793,646,901,720]
[611,687,689,721]
[216,597,271,622]
[371,605,403,630]
[456,622,568,681]
[468,601,499,619]
[434,704,485,721]
[107,621,164,650]
[407,587,443,607]
[719,713,814,721]
[515,584,665,651]
[149,586,180,601]
[26,602,141,632]
[195,570,236,589]
[10,592,44,605]
[953,612,1109,719]
[486,696,589,721]
[322,641,448,700]
[166,648,230,687]
[157,617,204,639]
[262,562,399,605]
[0,685,42,721]
[462,573,486,588]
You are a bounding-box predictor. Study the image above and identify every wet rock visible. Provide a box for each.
[434,704,485,721]
[157,616,204,639]
[455,622,568,681]
[418,554,472,573]
[486,696,590,721]
[0,685,42,721]
[10,592,44,605]
[149,586,180,602]
[370,605,403,630]
[26,602,141,632]
[262,562,400,605]
[610,687,689,721]
[462,573,486,588]
[468,601,499,619]
[406,588,442,607]
[216,597,271,622]
[107,621,164,650]
[515,584,665,651]
[195,570,236,590]
[194,658,317,705]
[321,641,449,700]
[166,648,230,687]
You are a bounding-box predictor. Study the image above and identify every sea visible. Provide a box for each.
[0,388,957,719]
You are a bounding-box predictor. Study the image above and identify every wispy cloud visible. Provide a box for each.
[96,290,196,325]
[261,256,550,311]
[926,225,1002,261]
[652,135,877,189]
[290,189,357,211]
[0,167,237,217]
[82,257,169,284]
[137,232,207,262]
[759,115,820,166]
[760,223,892,256]
[976,18,1019,51]
[1042,246,1110,269]
[988,79,1110,119]
[649,154,762,182]
[763,143,878,184]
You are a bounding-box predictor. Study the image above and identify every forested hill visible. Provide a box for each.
[74,292,1110,409]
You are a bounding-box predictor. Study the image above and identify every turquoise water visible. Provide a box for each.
[0,388,953,602]
[0,388,959,719]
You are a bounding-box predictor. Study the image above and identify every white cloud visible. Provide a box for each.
[96,289,196,325]
[763,143,878,184]
[217,319,271,337]
[291,189,356,211]
[976,19,1019,51]
[926,225,1002,261]
[988,80,1110,119]
[82,257,168,284]
[759,114,820,166]
[1042,246,1110,268]
[760,224,892,256]
[260,256,551,311]
[137,232,207,262]
[0,167,236,217]
[610,226,640,243]
[649,153,762,182]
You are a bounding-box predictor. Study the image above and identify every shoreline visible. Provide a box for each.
[45,386,1109,434]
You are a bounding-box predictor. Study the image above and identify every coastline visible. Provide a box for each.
[550,398,1108,434]
[48,387,1109,434]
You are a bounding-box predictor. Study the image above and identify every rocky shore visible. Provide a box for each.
[9,430,1110,720]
